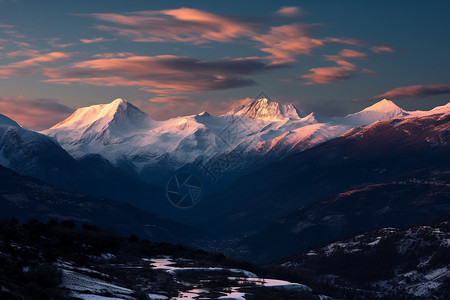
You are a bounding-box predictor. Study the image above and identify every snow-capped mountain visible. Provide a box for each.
[46,98,154,147]
[224,97,302,121]
[0,112,75,178]
[342,99,407,125]
[0,112,167,211]
[42,97,450,186]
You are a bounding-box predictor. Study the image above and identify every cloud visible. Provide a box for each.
[48,38,76,48]
[300,65,358,84]
[337,49,368,59]
[0,96,73,130]
[79,37,116,44]
[87,8,260,44]
[323,49,368,67]
[253,23,325,64]
[2,29,25,39]
[3,49,40,58]
[276,6,302,17]
[85,7,374,66]
[0,23,15,28]
[0,52,76,77]
[253,24,367,64]
[42,54,282,94]
[373,84,450,100]
[371,45,396,54]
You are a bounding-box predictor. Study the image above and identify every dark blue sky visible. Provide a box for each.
[0,0,449,128]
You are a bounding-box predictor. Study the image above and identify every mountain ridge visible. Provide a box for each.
[42,97,439,189]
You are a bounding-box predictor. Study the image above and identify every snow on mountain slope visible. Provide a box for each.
[42,97,450,185]
[45,99,154,145]
[343,99,407,126]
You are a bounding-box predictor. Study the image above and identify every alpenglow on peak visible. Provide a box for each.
[224,98,302,121]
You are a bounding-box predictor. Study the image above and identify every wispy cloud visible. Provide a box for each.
[87,8,260,44]
[48,38,76,48]
[371,45,396,54]
[79,37,116,44]
[372,84,450,100]
[253,23,325,64]
[299,48,373,84]
[275,6,302,18]
[0,96,73,130]
[300,64,359,85]
[87,8,374,66]
[0,52,76,76]
[253,24,367,64]
[42,54,282,94]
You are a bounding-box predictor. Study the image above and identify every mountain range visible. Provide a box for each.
[41,98,412,188]
[1,96,449,264]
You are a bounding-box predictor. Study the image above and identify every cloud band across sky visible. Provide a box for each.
[373,84,450,100]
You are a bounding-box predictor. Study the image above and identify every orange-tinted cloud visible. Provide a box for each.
[0,52,75,76]
[338,49,368,59]
[373,84,450,100]
[253,24,367,64]
[87,8,259,44]
[276,6,302,17]
[371,45,396,54]
[300,65,358,85]
[253,23,325,64]
[0,96,73,130]
[79,37,116,44]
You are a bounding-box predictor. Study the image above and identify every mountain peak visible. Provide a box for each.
[362,99,404,114]
[0,113,20,128]
[344,99,406,126]
[49,98,152,131]
[224,98,301,121]
[197,111,210,117]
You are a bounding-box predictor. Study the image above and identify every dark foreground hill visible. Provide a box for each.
[0,164,200,244]
[271,217,450,299]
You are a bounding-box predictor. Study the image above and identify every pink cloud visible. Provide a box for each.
[0,96,73,130]
[86,8,373,66]
[79,37,116,44]
[87,8,259,45]
[3,49,40,58]
[276,6,302,17]
[338,49,368,59]
[373,84,450,100]
[371,45,396,54]
[253,23,325,64]
[253,24,368,64]
[0,52,76,76]
[300,65,358,85]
